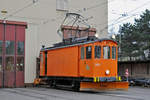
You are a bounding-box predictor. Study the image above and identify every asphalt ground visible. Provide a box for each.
[0,86,150,100]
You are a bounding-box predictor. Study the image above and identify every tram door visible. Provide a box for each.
[79,44,93,77]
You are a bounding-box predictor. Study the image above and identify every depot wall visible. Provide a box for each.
[0,0,108,83]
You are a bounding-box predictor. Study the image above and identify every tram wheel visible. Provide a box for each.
[72,81,80,92]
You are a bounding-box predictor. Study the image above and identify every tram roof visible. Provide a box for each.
[41,38,117,51]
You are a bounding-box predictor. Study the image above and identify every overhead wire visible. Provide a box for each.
[110,0,150,24]
[4,0,150,34]
[76,0,150,29]
[4,0,115,25]
[3,0,38,20]
[55,0,116,37]
[40,0,116,24]
[127,0,150,14]
[98,1,150,33]
[86,0,115,11]
[75,0,115,14]
[38,0,116,25]
[99,14,140,33]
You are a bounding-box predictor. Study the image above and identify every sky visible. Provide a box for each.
[108,0,150,34]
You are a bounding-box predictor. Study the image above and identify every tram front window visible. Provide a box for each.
[103,46,110,59]
[95,46,101,59]
[112,46,116,59]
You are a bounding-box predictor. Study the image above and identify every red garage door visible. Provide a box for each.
[4,24,16,87]
[0,24,4,88]
[16,25,25,87]
[0,20,27,88]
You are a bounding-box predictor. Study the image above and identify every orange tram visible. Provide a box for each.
[38,38,128,91]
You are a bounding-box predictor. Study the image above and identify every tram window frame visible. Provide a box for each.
[86,46,92,59]
[81,47,85,59]
[95,46,101,59]
[112,46,116,59]
[40,53,43,66]
[103,46,110,59]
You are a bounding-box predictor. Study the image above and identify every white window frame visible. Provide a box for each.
[103,46,110,59]
[56,0,68,11]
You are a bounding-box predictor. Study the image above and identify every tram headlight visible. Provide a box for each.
[105,70,110,75]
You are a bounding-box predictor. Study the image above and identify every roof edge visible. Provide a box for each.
[41,38,118,51]
[0,20,27,28]
[99,38,118,45]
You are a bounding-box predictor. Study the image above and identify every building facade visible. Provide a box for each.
[0,0,108,84]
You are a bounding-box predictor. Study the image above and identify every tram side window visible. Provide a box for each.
[81,47,85,59]
[95,46,101,58]
[86,46,92,59]
[103,46,110,59]
[112,46,116,59]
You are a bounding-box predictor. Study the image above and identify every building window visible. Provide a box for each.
[112,46,116,59]
[0,57,2,71]
[0,41,2,55]
[5,56,14,71]
[81,47,85,59]
[56,0,68,11]
[16,57,24,71]
[95,46,101,58]
[103,46,110,59]
[5,41,15,55]
[86,46,92,59]
[17,42,24,55]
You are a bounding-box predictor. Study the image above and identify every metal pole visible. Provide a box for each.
[14,25,17,87]
[119,33,121,61]
[2,20,6,88]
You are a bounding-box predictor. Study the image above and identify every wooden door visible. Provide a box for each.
[15,25,25,87]
[0,24,4,87]
[4,25,15,87]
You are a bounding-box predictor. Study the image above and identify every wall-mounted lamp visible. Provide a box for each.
[1,10,8,15]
